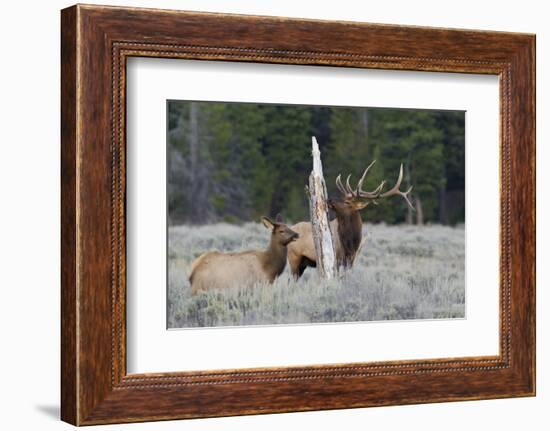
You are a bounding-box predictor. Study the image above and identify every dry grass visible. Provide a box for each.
[167,223,465,328]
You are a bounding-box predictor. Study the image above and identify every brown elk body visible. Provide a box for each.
[189,216,299,294]
[287,162,414,278]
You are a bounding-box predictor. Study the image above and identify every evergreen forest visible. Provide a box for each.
[167,100,465,226]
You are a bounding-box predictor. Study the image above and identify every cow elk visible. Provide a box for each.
[288,161,414,278]
[189,215,299,294]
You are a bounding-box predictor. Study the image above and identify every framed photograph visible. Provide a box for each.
[61,4,535,425]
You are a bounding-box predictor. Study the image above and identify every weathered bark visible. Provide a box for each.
[307,137,336,279]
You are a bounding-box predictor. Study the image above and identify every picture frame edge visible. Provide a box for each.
[60,4,536,425]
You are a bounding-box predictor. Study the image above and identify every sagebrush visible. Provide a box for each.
[168,223,465,328]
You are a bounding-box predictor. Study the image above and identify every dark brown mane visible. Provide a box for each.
[335,211,363,268]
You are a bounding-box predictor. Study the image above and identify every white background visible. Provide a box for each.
[127,59,500,373]
[0,0,547,430]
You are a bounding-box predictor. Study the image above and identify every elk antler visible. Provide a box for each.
[379,164,415,210]
[335,161,414,209]
[335,160,385,199]
[356,160,386,198]
[335,173,348,196]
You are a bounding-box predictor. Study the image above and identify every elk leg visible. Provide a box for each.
[288,250,303,279]
[297,257,316,278]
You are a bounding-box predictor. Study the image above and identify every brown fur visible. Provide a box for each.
[287,199,367,278]
[189,217,298,294]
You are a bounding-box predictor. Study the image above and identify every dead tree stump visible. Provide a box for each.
[307,137,336,279]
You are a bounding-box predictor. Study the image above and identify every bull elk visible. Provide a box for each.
[287,161,414,278]
[189,215,299,294]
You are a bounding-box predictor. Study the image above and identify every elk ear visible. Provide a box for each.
[261,216,275,230]
[275,213,283,223]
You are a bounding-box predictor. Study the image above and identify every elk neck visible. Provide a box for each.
[260,235,289,282]
[336,211,363,263]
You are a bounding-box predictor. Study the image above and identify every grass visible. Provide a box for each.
[167,222,465,328]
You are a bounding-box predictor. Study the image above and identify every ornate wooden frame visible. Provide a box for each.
[61,4,536,425]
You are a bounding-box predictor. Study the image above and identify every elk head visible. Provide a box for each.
[329,160,415,215]
[262,214,300,246]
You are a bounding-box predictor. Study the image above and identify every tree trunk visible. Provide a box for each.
[361,108,369,157]
[406,205,414,225]
[439,186,448,224]
[189,102,200,223]
[308,137,336,279]
[415,196,424,225]
[188,103,212,223]
[405,157,414,224]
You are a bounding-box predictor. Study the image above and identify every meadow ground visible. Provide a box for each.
[167,222,465,328]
